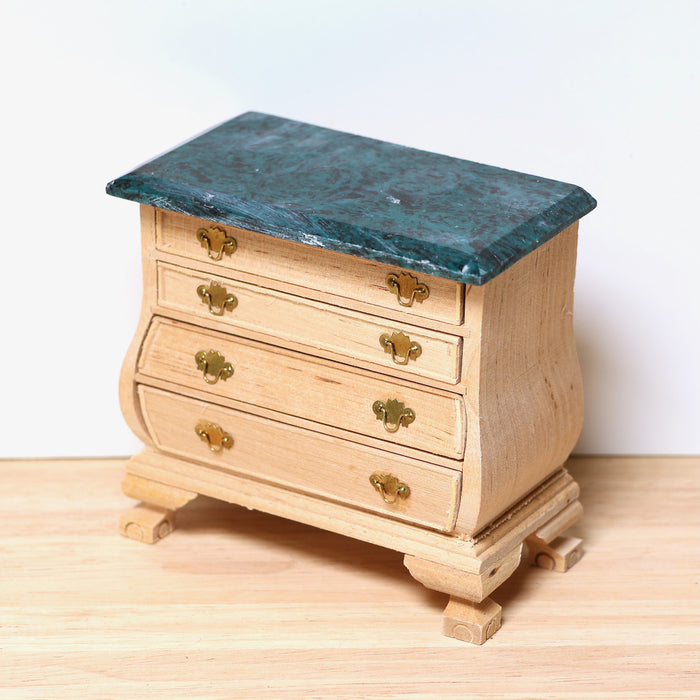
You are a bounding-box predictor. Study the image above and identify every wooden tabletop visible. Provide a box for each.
[2,456,699,698]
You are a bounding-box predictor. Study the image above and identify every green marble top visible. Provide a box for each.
[106,112,595,285]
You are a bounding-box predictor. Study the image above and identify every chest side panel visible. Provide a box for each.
[456,224,583,535]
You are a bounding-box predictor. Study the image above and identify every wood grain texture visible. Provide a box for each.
[1,456,698,698]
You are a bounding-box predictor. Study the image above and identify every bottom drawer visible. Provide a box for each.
[138,385,462,533]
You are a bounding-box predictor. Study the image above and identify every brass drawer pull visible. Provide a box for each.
[385,272,429,307]
[370,473,410,504]
[196,226,237,261]
[195,421,233,451]
[197,281,238,316]
[372,398,415,433]
[379,331,422,366]
[194,350,234,384]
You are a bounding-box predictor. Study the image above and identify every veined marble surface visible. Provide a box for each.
[107,112,596,285]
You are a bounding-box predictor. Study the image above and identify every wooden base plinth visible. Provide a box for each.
[119,451,584,644]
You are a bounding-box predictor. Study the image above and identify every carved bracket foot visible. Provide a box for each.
[404,547,521,604]
[404,547,520,645]
[402,479,585,643]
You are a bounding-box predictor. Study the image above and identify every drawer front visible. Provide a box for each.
[139,385,462,532]
[138,318,466,459]
[157,262,462,384]
[155,209,464,325]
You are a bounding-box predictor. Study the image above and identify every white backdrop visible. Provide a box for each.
[2,1,698,458]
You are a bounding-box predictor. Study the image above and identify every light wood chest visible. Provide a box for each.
[108,112,596,643]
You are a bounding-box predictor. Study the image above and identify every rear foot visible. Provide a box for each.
[526,534,583,572]
[120,504,174,544]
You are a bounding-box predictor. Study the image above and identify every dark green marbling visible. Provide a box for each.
[106,112,596,285]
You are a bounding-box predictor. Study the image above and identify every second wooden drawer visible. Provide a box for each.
[156,262,463,384]
[138,318,466,459]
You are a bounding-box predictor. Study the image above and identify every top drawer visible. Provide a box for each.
[154,209,464,325]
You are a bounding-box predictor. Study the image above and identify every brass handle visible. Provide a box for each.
[385,272,429,307]
[194,350,234,384]
[372,398,415,433]
[197,281,238,316]
[195,422,233,452]
[370,473,410,504]
[196,226,237,261]
[379,331,422,366]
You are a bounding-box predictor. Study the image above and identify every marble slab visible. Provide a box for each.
[106,112,596,285]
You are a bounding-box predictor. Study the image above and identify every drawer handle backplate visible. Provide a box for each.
[370,473,410,504]
[195,421,234,452]
[197,281,238,316]
[195,349,234,384]
[379,331,422,365]
[196,226,237,261]
[385,272,429,307]
[372,398,415,433]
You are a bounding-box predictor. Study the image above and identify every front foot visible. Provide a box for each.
[443,596,502,645]
[404,547,521,645]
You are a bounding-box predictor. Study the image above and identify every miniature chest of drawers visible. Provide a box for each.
[107,112,596,644]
